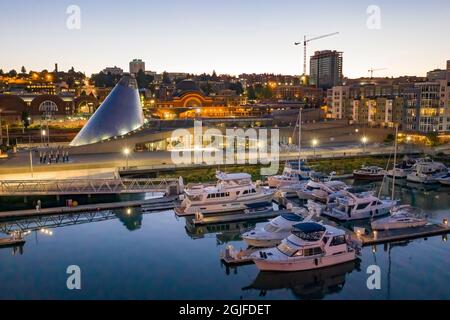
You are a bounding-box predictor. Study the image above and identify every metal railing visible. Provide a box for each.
[0,178,180,196]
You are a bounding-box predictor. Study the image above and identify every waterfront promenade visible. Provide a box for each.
[0,143,423,180]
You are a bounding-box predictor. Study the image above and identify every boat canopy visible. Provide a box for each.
[292,222,326,233]
[281,213,304,222]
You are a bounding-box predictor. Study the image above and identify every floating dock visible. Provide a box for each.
[350,223,450,246]
[0,237,25,247]
[220,247,259,265]
[191,209,291,226]
[0,196,178,220]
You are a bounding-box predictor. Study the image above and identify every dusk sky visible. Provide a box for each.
[1,0,449,77]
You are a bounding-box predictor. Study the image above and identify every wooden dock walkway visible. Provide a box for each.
[0,196,178,220]
[192,209,291,226]
[350,223,450,246]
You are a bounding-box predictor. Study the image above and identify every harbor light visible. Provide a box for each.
[123,148,130,169]
[312,139,318,157]
[41,130,46,136]
[126,208,132,215]
[444,218,448,226]
[361,136,368,144]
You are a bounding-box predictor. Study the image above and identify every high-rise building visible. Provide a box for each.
[129,59,145,75]
[310,50,343,90]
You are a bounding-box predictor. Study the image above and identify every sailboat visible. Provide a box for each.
[268,108,315,190]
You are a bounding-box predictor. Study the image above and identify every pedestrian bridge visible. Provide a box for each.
[0,178,182,196]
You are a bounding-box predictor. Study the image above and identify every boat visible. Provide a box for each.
[297,175,349,202]
[406,161,448,184]
[387,158,415,179]
[438,174,450,186]
[268,108,315,188]
[353,166,387,181]
[268,160,314,188]
[251,222,356,272]
[371,205,429,230]
[175,172,274,216]
[321,191,397,221]
[242,208,313,248]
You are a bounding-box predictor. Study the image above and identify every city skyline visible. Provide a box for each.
[0,0,449,77]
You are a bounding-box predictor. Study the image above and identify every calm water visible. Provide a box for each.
[0,180,449,300]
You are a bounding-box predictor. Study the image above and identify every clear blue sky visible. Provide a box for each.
[0,0,449,77]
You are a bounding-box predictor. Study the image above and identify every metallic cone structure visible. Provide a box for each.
[70,76,144,147]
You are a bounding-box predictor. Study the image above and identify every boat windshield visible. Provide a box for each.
[264,224,278,233]
[277,242,297,257]
[292,230,324,242]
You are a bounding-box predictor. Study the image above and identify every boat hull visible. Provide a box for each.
[175,193,274,216]
[243,237,284,248]
[353,173,385,181]
[253,251,356,272]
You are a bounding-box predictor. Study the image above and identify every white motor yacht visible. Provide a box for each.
[252,222,356,272]
[268,160,314,188]
[297,178,349,202]
[406,161,448,184]
[321,191,397,221]
[242,208,313,248]
[175,172,274,216]
[371,205,428,230]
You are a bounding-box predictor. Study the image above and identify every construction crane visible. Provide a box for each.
[295,32,339,81]
[368,67,387,79]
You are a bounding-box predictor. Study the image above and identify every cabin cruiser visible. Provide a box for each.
[252,222,356,272]
[297,178,349,202]
[406,161,448,184]
[175,172,274,216]
[371,205,428,230]
[268,160,315,188]
[353,166,387,181]
[321,191,396,221]
[242,208,313,248]
[387,158,416,179]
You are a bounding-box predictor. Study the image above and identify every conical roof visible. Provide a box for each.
[70,76,144,147]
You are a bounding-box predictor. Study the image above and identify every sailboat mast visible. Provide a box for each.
[391,123,399,201]
[298,108,302,168]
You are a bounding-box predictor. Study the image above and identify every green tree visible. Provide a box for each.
[247,86,256,100]
[21,66,26,74]
[21,111,30,129]
[162,71,172,85]
[8,69,17,77]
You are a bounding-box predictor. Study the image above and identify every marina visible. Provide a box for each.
[0,175,449,299]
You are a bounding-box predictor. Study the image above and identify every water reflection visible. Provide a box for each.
[184,219,257,244]
[115,208,143,231]
[243,260,360,300]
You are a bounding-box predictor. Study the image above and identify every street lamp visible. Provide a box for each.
[312,139,318,158]
[361,136,368,153]
[123,147,130,169]
[41,129,47,147]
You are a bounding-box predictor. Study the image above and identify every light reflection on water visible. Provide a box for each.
[0,181,449,300]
